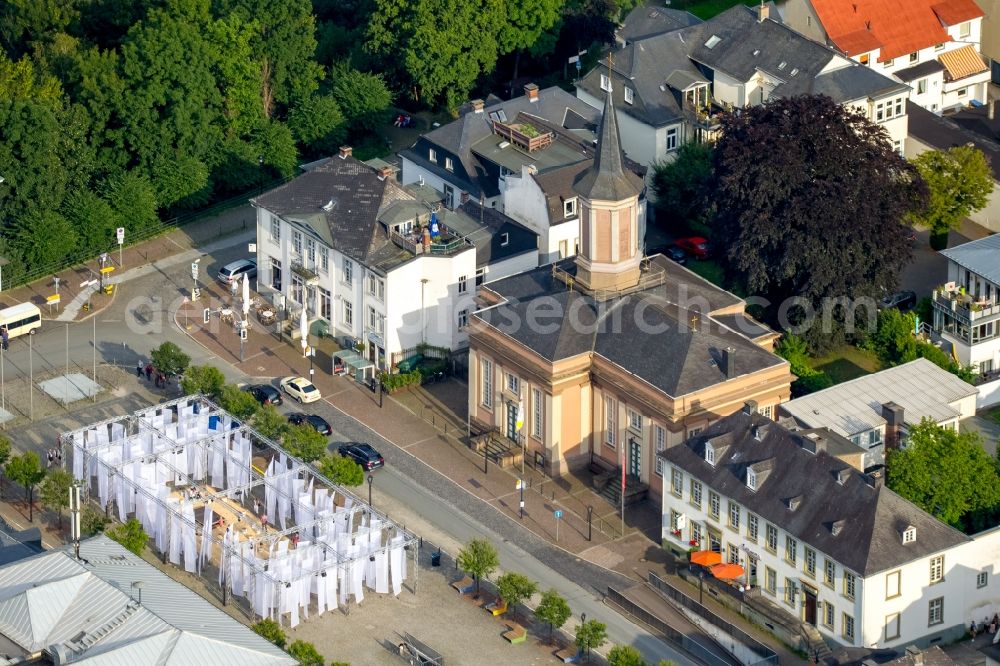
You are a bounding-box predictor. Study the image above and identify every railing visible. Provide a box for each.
[290,260,319,282]
[933,289,1000,322]
[492,121,554,152]
[389,229,473,257]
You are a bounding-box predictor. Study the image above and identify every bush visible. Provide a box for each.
[378,370,421,393]
[81,505,110,536]
[107,518,149,555]
[316,454,364,486]
[180,365,226,399]
[287,639,324,666]
[608,644,647,666]
[791,371,834,397]
[251,619,286,648]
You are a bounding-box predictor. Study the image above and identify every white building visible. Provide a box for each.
[577,4,910,167]
[252,149,536,370]
[779,358,978,468]
[933,234,1000,375]
[660,407,1000,651]
[780,0,989,113]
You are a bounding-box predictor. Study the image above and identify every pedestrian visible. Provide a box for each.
[46,449,53,468]
[261,513,268,534]
[145,363,153,381]
[1,326,8,351]
[156,372,164,388]
[136,361,143,378]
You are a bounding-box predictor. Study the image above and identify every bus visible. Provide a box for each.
[0,303,42,339]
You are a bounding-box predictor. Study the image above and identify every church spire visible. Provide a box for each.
[573,53,641,202]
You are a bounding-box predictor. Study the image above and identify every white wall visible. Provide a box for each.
[577,88,664,166]
[713,71,748,108]
[485,251,539,284]
[978,377,1000,409]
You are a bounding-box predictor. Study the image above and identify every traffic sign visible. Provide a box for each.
[554,510,563,519]
[116,227,125,244]
[47,294,61,304]
[191,262,199,280]
[249,243,257,253]
[99,266,115,274]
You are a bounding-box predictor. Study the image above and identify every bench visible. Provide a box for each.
[450,576,475,594]
[555,646,580,663]
[503,622,526,644]
[485,599,508,616]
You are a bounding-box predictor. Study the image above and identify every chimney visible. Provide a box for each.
[524,83,540,102]
[722,347,736,378]
[422,227,431,251]
[802,432,826,455]
[471,99,485,113]
[742,400,758,416]
[378,165,395,181]
[866,465,885,489]
[758,1,769,22]
[881,402,904,450]
[339,146,352,160]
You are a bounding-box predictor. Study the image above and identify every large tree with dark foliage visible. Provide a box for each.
[712,95,927,349]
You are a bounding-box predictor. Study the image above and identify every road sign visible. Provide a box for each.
[116,227,125,244]
[554,510,562,519]
[99,266,115,274]
[79,279,97,288]
[249,243,257,253]
[191,262,199,280]
[568,55,579,64]
[47,294,61,304]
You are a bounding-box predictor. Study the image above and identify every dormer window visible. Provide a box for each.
[778,61,787,70]
[445,157,454,171]
[903,526,916,544]
[624,87,634,104]
[564,198,578,218]
[746,468,757,490]
[429,148,437,163]
[705,444,716,466]
[600,74,611,92]
[835,468,850,485]
[500,232,509,247]
[831,520,845,536]
[787,496,802,511]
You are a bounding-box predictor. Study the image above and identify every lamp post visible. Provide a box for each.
[308,347,315,384]
[28,332,33,421]
[367,474,374,507]
[587,505,593,542]
[517,478,524,520]
[258,155,264,196]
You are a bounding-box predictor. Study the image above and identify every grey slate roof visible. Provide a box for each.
[574,91,644,201]
[454,200,538,267]
[940,233,1000,285]
[660,411,970,577]
[907,100,1000,181]
[0,535,295,665]
[893,59,946,82]
[475,256,782,397]
[618,3,702,43]
[0,522,40,567]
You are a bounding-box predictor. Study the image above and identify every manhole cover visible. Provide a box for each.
[257,366,266,372]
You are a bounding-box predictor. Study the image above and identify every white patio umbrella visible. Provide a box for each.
[241,273,251,318]
[299,307,308,356]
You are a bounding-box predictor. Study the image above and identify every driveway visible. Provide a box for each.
[899,220,993,298]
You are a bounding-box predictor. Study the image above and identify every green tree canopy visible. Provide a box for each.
[496,572,537,616]
[39,469,73,529]
[150,341,190,377]
[316,454,364,486]
[712,95,927,348]
[457,538,499,597]
[180,364,226,399]
[251,618,286,648]
[911,145,993,239]
[82,505,109,536]
[535,588,572,642]
[575,619,607,658]
[650,141,714,232]
[887,420,1000,530]
[608,645,647,666]
[252,404,287,441]
[0,436,11,499]
[6,452,45,522]
[286,639,324,666]
[218,384,260,420]
[328,63,393,132]
[282,424,327,463]
[106,517,149,555]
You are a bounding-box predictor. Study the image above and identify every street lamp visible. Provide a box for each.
[367,474,374,506]
[308,347,315,383]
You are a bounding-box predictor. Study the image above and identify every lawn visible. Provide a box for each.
[810,346,882,384]
[674,0,758,19]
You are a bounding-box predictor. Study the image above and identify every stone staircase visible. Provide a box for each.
[801,623,832,662]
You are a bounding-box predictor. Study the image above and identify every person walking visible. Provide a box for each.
[145,363,153,381]
[136,361,143,378]
[1,326,8,351]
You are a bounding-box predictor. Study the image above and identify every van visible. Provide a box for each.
[0,303,42,339]
[217,259,257,285]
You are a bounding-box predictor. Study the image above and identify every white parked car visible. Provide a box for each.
[279,376,321,403]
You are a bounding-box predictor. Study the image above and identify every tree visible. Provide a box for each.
[864,308,974,383]
[106,517,149,555]
[608,645,647,666]
[328,63,393,133]
[496,572,537,618]
[218,384,260,420]
[252,404,287,441]
[39,469,73,530]
[886,420,1000,530]
[286,92,345,156]
[282,424,327,462]
[0,436,10,499]
[650,142,714,232]
[251,618,286,648]
[575,619,607,662]
[150,341,190,377]
[180,364,226,399]
[6,452,45,522]
[316,454,364,486]
[457,538,499,598]
[286,639,324,666]
[712,95,927,349]
[81,505,109,535]
[911,145,993,249]
[535,588,571,642]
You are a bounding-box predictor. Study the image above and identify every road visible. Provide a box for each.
[1,228,690,664]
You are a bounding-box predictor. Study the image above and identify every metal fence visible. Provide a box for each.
[647,572,780,666]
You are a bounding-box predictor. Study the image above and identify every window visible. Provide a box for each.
[476,267,487,286]
[481,358,493,409]
[564,198,577,218]
[429,148,437,163]
[531,388,543,438]
[784,578,796,606]
[747,513,759,542]
[628,410,642,432]
[917,78,927,95]
[885,613,901,641]
[343,300,353,327]
[909,51,919,63]
[500,233,509,246]
[903,527,916,544]
[558,240,569,259]
[728,501,740,530]
[270,217,280,243]
[319,246,328,273]
[458,309,469,328]
[957,87,968,97]
[978,571,988,588]
[343,259,353,286]
[690,479,702,508]
[928,597,944,626]
[886,570,901,599]
[930,555,944,583]
[759,404,772,419]
[805,547,816,577]
[319,287,331,320]
[624,87,634,104]
[824,559,836,587]
[875,97,904,123]
[688,426,702,438]
[600,74,611,92]
[764,567,777,595]
[458,275,468,294]
[843,614,855,641]
[367,306,384,335]
[654,425,666,476]
[823,603,834,628]
[844,572,856,600]
[666,127,678,151]
[860,53,870,65]
[869,429,882,447]
[292,230,302,257]
[746,468,757,490]
[704,34,721,49]
[709,492,720,520]
[883,58,894,68]
[765,524,777,553]
[705,445,715,466]
[959,21,970,38]
[367,273,377,296]
[605,396,617,447]
[785,537,797,566]
[506,373,520,395]
[306,237,315,264]
[445,157,454,171]
[935,42,945,51]
[691,522,702,547]
[670,468,683,496]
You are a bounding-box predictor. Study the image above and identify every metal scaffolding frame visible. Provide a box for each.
[64,394,420,623]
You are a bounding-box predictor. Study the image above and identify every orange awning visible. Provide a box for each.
[690,551,723,567]
[939,45,988,82]
[710,563,745,580]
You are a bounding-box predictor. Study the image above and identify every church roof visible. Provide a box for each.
[573,89,643,201]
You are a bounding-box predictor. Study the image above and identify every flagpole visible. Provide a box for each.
[621,442,626,537]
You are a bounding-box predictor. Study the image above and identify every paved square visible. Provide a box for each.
[38,373,103,404]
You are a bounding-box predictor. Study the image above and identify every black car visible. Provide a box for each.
[287,413,332,436]
[880,290,917,310]
[646,244,686,265]
[338,442,385,471]
[243,384,283,406]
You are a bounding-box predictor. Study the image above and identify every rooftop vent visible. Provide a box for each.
[753,49,760,56]
[835,468,851,485]
[498,141,510,149]
[790,68,799,76]
[705,35,722,49]
[321,199,336,212]
[787,495,802,511]
[778,61,787,70]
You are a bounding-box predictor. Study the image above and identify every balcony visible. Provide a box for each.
[491,120,554,152]
[389,221,473,257]
[933,286,1000,324]
[290,259,320,284]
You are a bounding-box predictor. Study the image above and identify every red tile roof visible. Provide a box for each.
[810,0,983,61]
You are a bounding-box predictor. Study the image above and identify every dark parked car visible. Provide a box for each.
[646,245,687,265]
[287,413,332,436]
[338,442,385,471]
[880,290,917,310]
[243,384,283,406]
